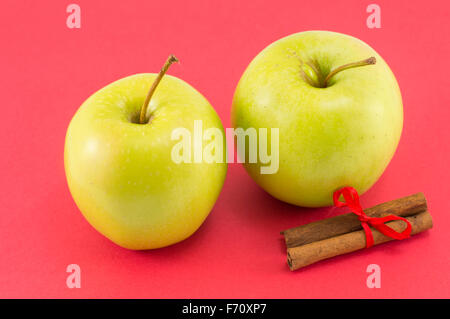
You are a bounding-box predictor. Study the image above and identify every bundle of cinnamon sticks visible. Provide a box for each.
[281,193,433,271]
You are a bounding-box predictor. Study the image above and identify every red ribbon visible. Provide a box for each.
[333,187,412,248]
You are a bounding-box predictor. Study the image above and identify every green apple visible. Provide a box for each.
[65,56,227,249]
[232,31,403,207]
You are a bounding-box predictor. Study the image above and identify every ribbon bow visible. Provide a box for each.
[333,187,412,248]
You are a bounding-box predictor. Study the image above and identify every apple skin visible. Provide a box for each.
[65,74,226,249]
[232,31,403,207]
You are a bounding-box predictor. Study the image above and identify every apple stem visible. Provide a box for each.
[139,55,179,124]
[324,57,376,87]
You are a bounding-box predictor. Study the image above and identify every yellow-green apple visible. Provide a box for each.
[65,56,227,249]
[232,31,403,207]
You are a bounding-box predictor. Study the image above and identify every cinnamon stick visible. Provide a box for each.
[281,192,426,248]
[287,210,433,271]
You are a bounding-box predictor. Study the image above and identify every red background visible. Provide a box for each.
[1,0,449,298]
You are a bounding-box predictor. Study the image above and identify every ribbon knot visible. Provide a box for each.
[333,187,412,248]
[357,214,371,223]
